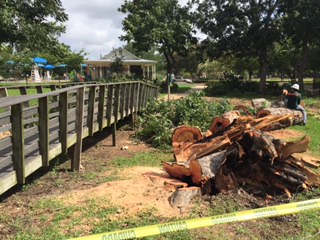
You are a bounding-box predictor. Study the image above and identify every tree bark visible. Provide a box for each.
[256,107,303,125]
[297,40,309,92]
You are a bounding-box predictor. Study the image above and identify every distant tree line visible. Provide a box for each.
[120,0,320,92]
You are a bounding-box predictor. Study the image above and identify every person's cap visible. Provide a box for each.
[291,84,299,91]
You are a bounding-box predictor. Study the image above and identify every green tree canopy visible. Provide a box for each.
[119,0,197,75]
[193,0,282,92]
[0,0,68,52]
[280,0,320,90]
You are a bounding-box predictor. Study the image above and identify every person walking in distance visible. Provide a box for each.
[283,83,307,125]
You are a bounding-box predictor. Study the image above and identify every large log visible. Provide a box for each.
[172,126,203,163]
[257,107,303,125]
[253,114,294,131]
[207,110,241,136]
[189,150,227,185]
[174,135,231,163]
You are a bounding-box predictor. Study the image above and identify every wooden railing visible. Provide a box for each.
[0,82,98,98]
[0,81,158,195]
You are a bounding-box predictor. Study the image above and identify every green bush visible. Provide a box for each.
[136,92,232,149]
[160,81,179,93]
[204,78,282,96]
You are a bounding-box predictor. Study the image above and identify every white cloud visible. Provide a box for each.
[59,0,126,59]
[59,0,190,60]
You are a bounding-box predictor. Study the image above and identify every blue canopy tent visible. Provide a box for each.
[45,64,55,70]
[43,65,55,81]
[33,57,48,64]
[37,63,45,68]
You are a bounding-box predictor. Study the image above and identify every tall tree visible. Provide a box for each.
[0,0,68,52]
[193,0,282,93]
[119,0,197,77]
[280,0,320,91]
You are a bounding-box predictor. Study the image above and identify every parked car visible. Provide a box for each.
[184,78,192,83]
[174,76,184,82]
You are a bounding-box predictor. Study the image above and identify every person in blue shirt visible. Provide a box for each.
[283,84,307,125]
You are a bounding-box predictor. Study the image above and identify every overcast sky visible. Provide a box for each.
[59,0,189,60]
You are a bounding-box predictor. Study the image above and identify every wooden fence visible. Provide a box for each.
[0,81,158,196]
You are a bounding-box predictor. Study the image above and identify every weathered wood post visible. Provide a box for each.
[112,84,120,147]
[36,86,44,94]
[87,86,96,136]
[120,83,126,120]
[106,85,114,127]
[59,92,68,156]
[19,87,30,108]
[38,96,49,167]
[125,83,131,117]
[11,103,25,184]
[131,82,140,129]
[72,87,85,171]
[98,85,106,131]
[0,88,9,111]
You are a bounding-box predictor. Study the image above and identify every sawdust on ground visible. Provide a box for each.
[58,166,183,218]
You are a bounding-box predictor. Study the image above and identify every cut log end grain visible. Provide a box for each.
[208,110,241,135]
[172,126,203,163]
[172,126,203,147]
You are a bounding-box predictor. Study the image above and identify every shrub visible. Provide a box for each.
[159,81,179,93]
[136,92,232,149]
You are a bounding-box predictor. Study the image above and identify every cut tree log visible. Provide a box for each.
[238,130,278,163]
[257,107,303,125]
[253,114,294,131]
[172,126,203,162]
[163,161,192,180]
[208,110,241,136]
[174,135,231,163]
[189,150,227,185]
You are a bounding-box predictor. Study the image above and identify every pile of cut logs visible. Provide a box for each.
[164,100,320,199]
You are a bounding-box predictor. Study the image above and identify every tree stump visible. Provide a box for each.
[169,187,201,210]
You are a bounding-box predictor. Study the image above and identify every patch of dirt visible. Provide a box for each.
[59,166,182,218]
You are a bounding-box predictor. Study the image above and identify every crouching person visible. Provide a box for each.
[283,84,307,125]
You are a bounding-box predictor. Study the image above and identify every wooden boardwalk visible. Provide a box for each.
[0,82,158,195]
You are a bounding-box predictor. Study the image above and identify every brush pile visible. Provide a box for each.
[164,105,320,199]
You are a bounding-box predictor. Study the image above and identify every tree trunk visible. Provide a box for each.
[297,40,309,92]
[259,59,268,94]
[256,107,303,125]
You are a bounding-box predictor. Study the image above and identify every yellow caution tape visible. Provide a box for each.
[70,198,320,240]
